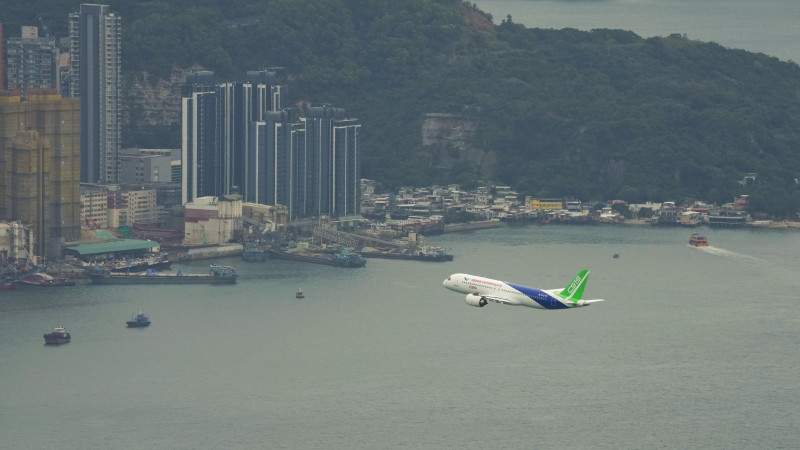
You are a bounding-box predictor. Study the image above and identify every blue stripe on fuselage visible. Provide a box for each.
[507,282,569,309]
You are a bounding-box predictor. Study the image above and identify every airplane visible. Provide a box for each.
[442,269,604,310]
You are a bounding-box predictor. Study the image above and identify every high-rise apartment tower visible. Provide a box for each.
[5,26,60,97]
[68,4,121,184]
[0,92,81,258]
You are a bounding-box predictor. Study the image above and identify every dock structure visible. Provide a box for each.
[312,227,405,250]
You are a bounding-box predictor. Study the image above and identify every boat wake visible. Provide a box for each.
[691,245,763,262]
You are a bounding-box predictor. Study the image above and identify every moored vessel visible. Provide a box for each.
[108,254,172,273]
[689,233,709,247]
[360,246,453,262]
[19,273,75,287]
[269,247,366,268]
[44,326,71,345]
[87,264,237,285]
[242,245,268,262]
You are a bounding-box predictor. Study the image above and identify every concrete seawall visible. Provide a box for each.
[185,244,243,260]
[444,220,502,233]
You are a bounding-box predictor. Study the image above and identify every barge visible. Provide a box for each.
[87,264,237,285]
[360,246,453,262]
[269,247,366,268]
[108,254,172,273]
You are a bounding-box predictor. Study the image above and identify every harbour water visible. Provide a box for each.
[474,0,800,64]
[2,225,799,448]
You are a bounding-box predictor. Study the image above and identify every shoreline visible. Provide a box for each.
[619,219,800,229]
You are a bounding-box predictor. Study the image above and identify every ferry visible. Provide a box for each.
[689,233,709,247]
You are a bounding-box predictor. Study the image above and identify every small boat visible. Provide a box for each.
[126,310,151,328]
[296,287,305,299]
[0,280,15,290]
[613,253,620,259]
[44,326,71,345]
[689,233,709,247]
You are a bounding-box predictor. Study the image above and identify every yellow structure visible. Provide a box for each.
[0,92,80,258]
[529,199,564,210]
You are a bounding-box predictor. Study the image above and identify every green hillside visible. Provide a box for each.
[6,0,800,216]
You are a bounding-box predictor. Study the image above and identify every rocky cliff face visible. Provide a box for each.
[422,112,495,177]
[123,68,191,129]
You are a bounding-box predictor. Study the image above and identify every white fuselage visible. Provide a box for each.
[443,273,579,309]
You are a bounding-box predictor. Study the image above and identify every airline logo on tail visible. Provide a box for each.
[558,269,589,302]
[442,269,604,310]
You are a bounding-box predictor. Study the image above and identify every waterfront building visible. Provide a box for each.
[331,117,361,217]
[62,237,159,264]
[658,202,681,225]
[80,185,109,229]
[181,71,284,202]
[287,122,307,221]
[0,92,81,259]
[68,4,122,184]
[80,182,182,231]
[108,188,158,228]
[530,199,564,210]
[303,105,361,219]
[0,221,35,263]
[5,26,60,97]
[181,72,359,221]
[247,110,293,207]
[183,195,243,245]
[181,71,282,204]
[181,71,218,204]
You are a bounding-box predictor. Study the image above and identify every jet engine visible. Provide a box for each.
[465,293,488,307]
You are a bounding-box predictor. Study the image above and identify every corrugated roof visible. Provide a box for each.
[65,239,158,255]
[93,230,118,240]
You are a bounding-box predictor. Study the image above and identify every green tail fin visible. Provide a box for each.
[558,270,589,302]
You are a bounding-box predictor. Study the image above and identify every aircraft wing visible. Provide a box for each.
[481,295,517,305]
[581,299,604,303]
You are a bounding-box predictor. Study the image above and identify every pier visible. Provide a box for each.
[312,227,405,250]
